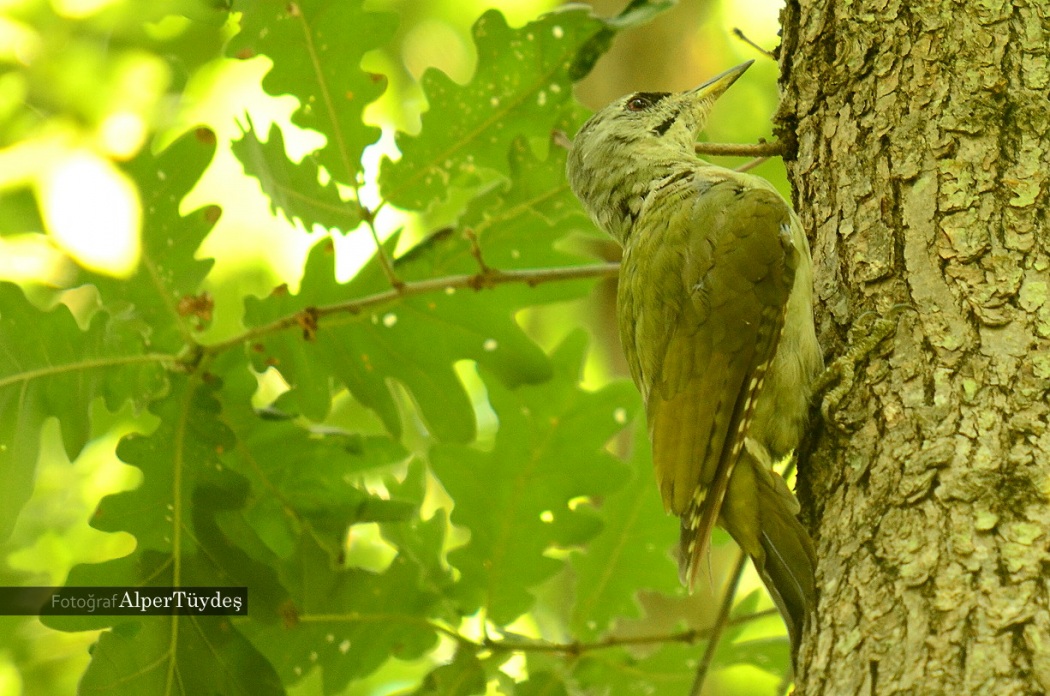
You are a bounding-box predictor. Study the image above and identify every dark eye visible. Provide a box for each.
[626,96,652,112]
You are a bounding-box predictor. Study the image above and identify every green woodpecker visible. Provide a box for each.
[566,61,823,648]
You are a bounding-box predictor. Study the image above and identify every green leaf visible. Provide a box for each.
[0,189,42,235]
[411,649,486,696]
[455,125,598,269]
[45,376,287,692]
[86,128,220,353]
[379,8,607,211]
[573,643,696,696]
[515,671,570,696]
[569,0,676,79]
[229,0,397,186]
[716,590,791,677]
[570,421,680,640]
[236,459,454,692]
[0,127,218,541]
[213,368,416,562]
[430,331,637,624]
[239,536,442,692]
[394,127,597,277]
[232,121,358,231]
[380,460,457,607]
[95,376,239,553]
[45,360,449,690]
[242,238,562,442]
[391,128,602,298]
[0,283,164,540]
[716,635,791,677]
[78,618,284,696]
[48,376,285,627]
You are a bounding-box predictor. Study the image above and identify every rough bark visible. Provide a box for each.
[775,0,1050,693]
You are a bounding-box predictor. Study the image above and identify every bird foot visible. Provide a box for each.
[813,305,911,431]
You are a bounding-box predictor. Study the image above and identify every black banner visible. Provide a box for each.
[0,587,248,616]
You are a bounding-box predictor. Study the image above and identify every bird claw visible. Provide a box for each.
[814,305,911,432]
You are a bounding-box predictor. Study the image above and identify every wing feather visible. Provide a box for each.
[619,176,799,588]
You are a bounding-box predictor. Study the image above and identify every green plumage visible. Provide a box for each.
[566,62,823,653]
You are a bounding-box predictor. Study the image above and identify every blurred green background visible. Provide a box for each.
[0,0,788,693]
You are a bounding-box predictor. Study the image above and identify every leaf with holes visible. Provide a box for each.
[229,0,397,185]
[85,128,219,353]
[569,420,680,640]
[446,115,600,270]
[213,367,416,562]
[239,535,443,692]
[378,8,607,211]
[573,643,697,696]
[430,331,637,624]
[242,233,587,442]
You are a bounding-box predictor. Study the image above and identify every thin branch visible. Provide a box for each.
[486,608,778,656]
[201,263,619,357]
[293,606,779,657]
[735,156,771,173]
[695,141,786,158]
[361,211,403,290]
[689,551,749,696]
[552,129,573,151]
[464,229,491,274]
[732,28,776,59]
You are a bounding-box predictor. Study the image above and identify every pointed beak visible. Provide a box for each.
[688,60,754,102]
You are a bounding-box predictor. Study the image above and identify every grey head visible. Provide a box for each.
[565,60,754,243]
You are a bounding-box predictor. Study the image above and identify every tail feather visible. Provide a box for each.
[691,440,816,662]
[753,486,816,653]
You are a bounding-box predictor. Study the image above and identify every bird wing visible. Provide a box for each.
[621,178,799,589]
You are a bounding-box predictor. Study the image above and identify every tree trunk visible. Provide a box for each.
[775,1,1050,693]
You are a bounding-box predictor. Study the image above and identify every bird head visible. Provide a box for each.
[566,60,753,242]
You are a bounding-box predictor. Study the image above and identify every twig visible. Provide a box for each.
[201,263,619,357]
[293,607,778,656]
[487,608,778,656]
[732,28,775,59]
[552,129,573,151]
[735,156,771,173]
[695,141,785,158]
[464,229,490,274]
[360,209,404,290]
[689,551,749,696]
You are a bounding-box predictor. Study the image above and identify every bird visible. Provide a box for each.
[565,61,823,650]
